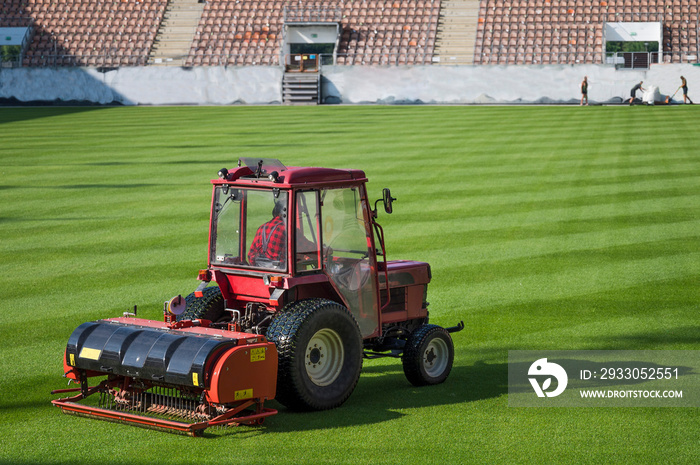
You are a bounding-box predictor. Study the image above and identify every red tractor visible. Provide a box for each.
[52,159,463,435]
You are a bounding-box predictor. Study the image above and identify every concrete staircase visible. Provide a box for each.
[282,73,320,105]
[149,0,203,66]
[433,0,481,65]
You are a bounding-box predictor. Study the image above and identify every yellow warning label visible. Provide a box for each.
[192,372,199,386]
[79,347,101,361]
[250,347,266,362]
[69,354,75,366]
[235,389,253,400]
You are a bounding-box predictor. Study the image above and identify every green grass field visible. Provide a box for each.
[1,106,698,464]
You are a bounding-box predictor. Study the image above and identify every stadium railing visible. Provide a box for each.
[24,53,150,68]
[283,4,342,23]
[17,49,698,68]
[605,51,699,69]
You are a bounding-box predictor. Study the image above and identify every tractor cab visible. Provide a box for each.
[210,158,377,274]
[207,158,388,337]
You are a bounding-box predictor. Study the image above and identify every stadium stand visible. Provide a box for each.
[474,0,700,65]
[185,0,286,66]
[1,0,698,67]
[0,0,440,67]
[331,0,441,65]
[185,1,440,66]
[0,0,168,67]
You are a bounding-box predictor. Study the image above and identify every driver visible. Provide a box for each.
[248,201,286,268]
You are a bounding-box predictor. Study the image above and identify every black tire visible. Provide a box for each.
[402,325,454,386]
[266,298,363,411]
[176,286,226,322]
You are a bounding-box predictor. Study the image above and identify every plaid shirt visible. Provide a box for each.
[248,215,286,267]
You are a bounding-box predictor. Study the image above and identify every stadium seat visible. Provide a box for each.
[15,0,167,67]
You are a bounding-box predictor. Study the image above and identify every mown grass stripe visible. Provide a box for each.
[438,251,699,313]
[388,194,700,243]
[427,218,699,268]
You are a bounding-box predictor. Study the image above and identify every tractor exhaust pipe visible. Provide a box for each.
[445,321,465,333]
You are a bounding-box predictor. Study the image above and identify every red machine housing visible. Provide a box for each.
[52,317,278,435]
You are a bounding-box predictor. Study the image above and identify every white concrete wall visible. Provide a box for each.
[0,66,283,105]
[321,64,700,104]
[1,63,698,105]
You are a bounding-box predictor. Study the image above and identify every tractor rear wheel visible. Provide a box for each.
[402,325,454,386]
[176,286,226,322]
[266,298,363,411]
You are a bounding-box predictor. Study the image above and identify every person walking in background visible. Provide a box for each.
[580,76,589,106]
[628,81,644,105]
[680,76,693,104]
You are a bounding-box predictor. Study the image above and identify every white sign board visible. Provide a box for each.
[0,27,30,46]
[604,22,662,43]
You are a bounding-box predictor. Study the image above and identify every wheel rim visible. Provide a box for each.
[305,328,344,386]
[422,337,449,378]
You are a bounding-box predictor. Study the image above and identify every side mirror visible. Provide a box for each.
[383,188,396,214]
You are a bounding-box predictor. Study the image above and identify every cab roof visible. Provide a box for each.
[213,159,367,188]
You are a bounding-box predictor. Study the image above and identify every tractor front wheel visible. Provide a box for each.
[266,299,363,411]
[402,325,454,386]
[176,286,226,322]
